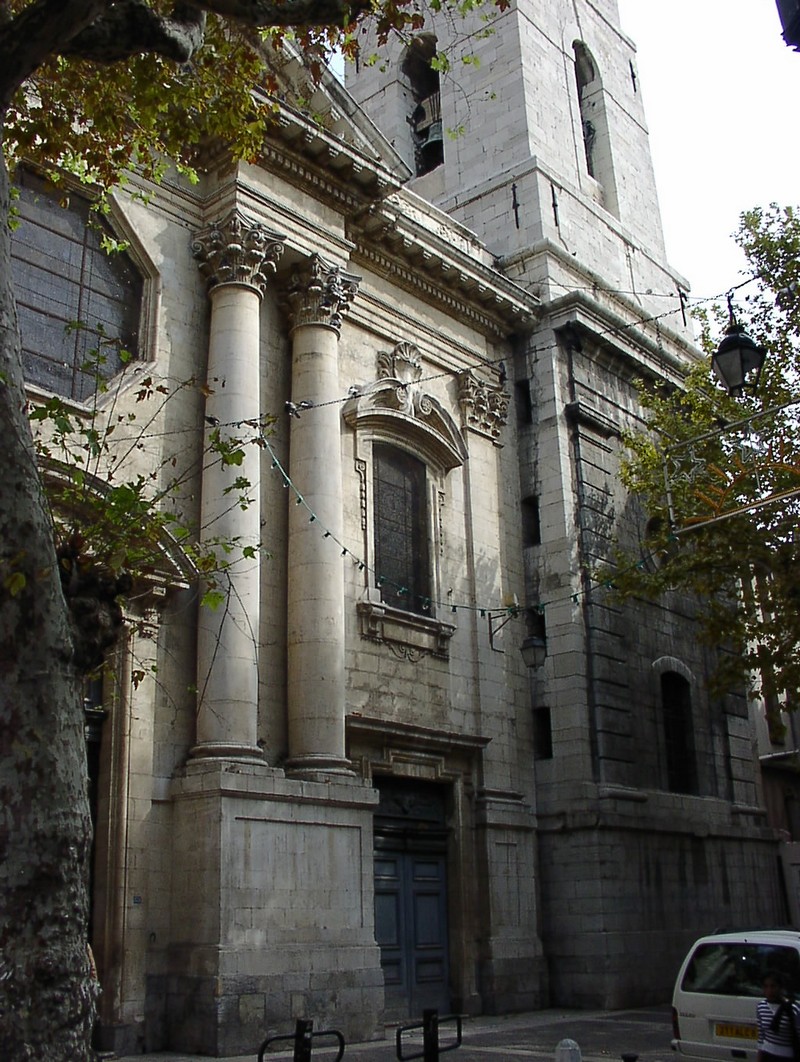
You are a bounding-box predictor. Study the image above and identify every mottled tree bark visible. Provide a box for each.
[0,141,94,1057]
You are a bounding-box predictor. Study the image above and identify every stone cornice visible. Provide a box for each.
[259,105,405,213]
[506,237,699,366]
[351,239,536,341]
[350,193,539,340]
[254,105,540,342]
[547,290,696,384]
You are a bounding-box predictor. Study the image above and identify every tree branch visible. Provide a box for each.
[0,0,372,106]
[63,1,207,64]
[41,0,371,72]
[0,0,105,109]
[196,0,372,25]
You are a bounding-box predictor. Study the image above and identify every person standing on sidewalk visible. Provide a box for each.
[757,972,800,1062]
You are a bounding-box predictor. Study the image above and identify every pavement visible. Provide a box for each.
[116,1004,676,1062]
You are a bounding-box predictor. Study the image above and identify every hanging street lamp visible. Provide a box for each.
[711,296,767,398]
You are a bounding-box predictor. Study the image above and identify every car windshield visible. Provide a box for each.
[682,943,800,997]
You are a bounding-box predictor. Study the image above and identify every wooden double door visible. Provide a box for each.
[373,780,451,1020]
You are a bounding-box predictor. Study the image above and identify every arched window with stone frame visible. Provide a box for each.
[373,442,431,615]
[11,168,157,403]
[572,41,619,217]
[653,661,699,795]
[344,341,467,659]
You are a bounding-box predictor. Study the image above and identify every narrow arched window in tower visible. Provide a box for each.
[573,43,598,178]
[402,36,444,177]
[572,42,619,217]
[660,671,698,795]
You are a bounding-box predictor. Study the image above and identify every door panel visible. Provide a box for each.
[375,849,450,1019]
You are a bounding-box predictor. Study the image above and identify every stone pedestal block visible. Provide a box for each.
[162,761,383,1055]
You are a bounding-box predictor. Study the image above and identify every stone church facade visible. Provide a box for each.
[15,2,785,1056]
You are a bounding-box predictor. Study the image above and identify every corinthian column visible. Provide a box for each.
[282,255,359,778]
[190,211,284,759]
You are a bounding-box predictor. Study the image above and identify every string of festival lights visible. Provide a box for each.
[256,430,669,628]
[63,270,773,630]
[96,270,764,444]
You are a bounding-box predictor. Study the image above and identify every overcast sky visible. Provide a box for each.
[615,0,797,303]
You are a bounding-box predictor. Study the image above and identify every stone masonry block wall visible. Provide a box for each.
[165,766,383,1054]
[539,818,785,1007]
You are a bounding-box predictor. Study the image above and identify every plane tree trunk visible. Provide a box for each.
[0,138,94,1059]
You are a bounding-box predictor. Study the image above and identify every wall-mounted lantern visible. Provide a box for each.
[489,605,547,668]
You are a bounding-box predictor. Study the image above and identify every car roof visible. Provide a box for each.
[693,931,800,946]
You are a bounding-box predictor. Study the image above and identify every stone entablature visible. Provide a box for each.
[351,196,538,341]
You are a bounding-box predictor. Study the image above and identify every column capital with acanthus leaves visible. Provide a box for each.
[282,253,360,336]
[192,210,285,296]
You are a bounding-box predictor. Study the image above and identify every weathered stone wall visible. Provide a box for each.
[538,815,782,1007]
[526,326,782,1005]
[75,0,784,1050]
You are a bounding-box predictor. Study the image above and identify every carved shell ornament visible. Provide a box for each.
[343,341,469,471]
[377,341,433,418]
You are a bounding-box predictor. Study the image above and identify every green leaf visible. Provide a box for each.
[4,571,26,596]
[201,588,227,611]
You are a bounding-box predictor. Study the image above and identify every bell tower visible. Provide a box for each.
[346,0,677,301]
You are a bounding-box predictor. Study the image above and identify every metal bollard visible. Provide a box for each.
[293,1018,314,1062]
[555,1039,582,1062]
[257,1018,345,1062]
[396,1009,463,1061]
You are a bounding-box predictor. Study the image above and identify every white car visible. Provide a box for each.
[672,930,800,1062]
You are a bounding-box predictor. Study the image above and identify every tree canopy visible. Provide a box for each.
[608,204,800,711]
[1,0,506,192]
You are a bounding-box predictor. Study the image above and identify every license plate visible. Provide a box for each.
[715,1024,757,1041]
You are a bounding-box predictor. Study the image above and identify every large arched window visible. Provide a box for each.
[373,443,431,614]
[11,170,143,402]
[344,342,468,657]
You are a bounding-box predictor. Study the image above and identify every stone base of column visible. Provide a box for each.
[164,763,383,1055]
[284,753,356,781]
[188,741,265,762]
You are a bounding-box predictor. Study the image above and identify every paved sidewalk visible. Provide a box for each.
[116,1005,674,1062]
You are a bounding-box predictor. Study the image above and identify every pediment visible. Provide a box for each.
[342,342,468,472]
